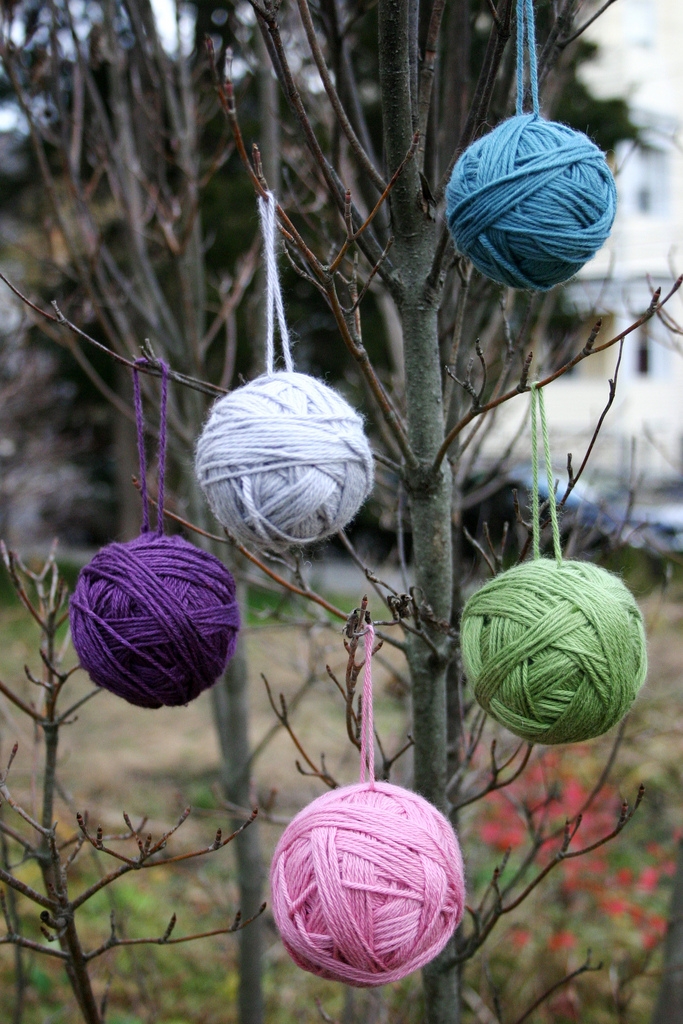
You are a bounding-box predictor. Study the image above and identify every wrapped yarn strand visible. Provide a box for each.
[70,361,240,709]
[460,384,647,744]
[195,192,373,551]
[446,0,617,291]
[270,618,466,986]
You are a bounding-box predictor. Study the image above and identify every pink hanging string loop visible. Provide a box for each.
[132,358,169,536]
[359,618,376,788]
[268,606,467,986]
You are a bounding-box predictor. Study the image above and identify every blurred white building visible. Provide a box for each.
[487,0,683,493]
[546,0,683,488]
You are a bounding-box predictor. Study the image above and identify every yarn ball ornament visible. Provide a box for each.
[270,781,465,986]
[460,558,647,745]
[70,533,240,709]
[446,114,617,290]
[195,371,374,550]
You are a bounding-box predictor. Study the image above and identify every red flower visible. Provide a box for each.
[549,931,577,951]
[563,779,590,817]
[510,928,532,949]
[601,897,630,917]
[480,817,526,851]
[637,866,660,892]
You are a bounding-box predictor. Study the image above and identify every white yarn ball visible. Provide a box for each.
[195,372,374,550]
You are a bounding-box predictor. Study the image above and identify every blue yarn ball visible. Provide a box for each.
[446,114,617,291]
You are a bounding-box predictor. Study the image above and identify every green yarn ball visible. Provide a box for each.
[460,559,647,745]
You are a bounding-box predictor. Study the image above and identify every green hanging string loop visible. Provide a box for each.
[530,382,562,566]
[459,379,647,746]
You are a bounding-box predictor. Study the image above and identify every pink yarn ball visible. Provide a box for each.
[270,780,465,987]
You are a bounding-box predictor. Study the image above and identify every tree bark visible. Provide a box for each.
[258,30,281,195]
[212,627,265,1024]
[181,438,265,1024]
[378,0,459,1017]
[440,0,471,177]
[0,824,25,1024]
[114,366,140,541]
[39,724,102,1023]
[652,839,683,1024]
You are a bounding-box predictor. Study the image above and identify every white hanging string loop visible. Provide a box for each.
[257,191,293,376]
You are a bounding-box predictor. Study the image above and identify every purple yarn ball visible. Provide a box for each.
[70,533,240,708]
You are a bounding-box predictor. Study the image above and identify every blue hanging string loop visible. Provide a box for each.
[516,0,540,117]
[446,0,617,290]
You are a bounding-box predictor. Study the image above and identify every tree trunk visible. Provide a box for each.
[0,825,25,1024]
[440,0,470,175]
[258,30,281,195]
[377,0,459,1017]
[652,839,683,1024]
[182,443,265,1024]
[212,628,265,1024]
[403,300,460,1023]
[114,366,141,541]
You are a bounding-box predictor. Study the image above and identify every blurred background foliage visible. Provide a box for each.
[1,2,680,1023]
[0,0,638,552]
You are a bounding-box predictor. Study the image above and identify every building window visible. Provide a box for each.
[633,320,672,379]
[623,0,656,47]
[637,329,650,375]
[616,143,669,218]
[637,184,652,214]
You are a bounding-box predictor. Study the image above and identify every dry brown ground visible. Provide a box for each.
[0,583,681,1023]
[0,597,413,1023]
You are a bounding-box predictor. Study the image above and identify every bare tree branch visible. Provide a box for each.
[434,279,682,470]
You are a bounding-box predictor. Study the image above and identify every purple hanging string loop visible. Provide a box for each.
[132,358,169,536]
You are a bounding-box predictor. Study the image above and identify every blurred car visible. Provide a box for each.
[626,502,683,552]
[461,465,624,558]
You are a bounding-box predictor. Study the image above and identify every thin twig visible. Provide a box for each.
[343,237,395,314]
[511,953,602,1024]
[0,866,56,912]
[84,904,266,961]
[133,481,349,621]
[560,0,620,47]
[0,274,226,398]
[0,680,42,723]
[329,133,419,274]
[295,0,386,192]
[434,280,682,470]
[262,676,338,788]
[449,786,645,966]
[0,779,53,839]
[0,932,69,960]
[450,743,534,810]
